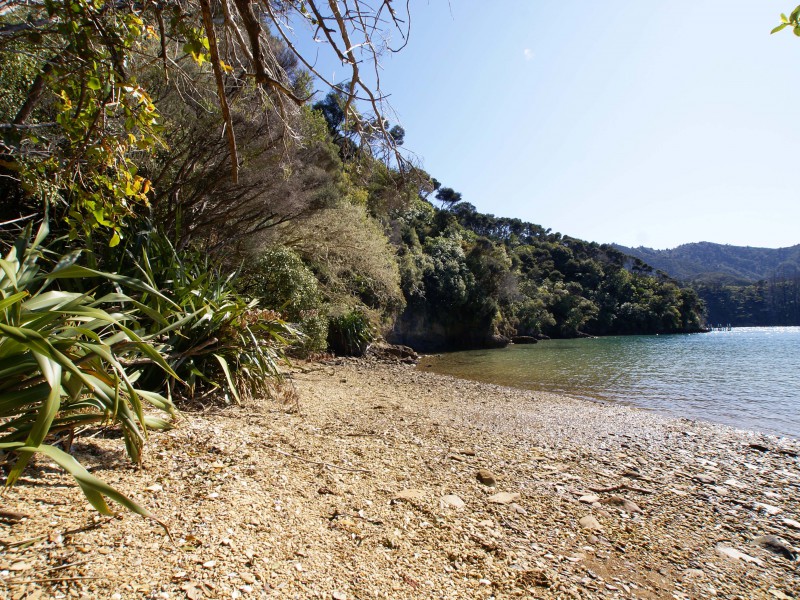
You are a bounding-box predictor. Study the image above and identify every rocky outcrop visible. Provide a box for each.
[365,342,418,363]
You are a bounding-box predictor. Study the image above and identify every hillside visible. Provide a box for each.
[612,242,800,326]
[613,242,800,284]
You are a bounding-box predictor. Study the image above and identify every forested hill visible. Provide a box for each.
[613,243,800,327]
[388,201,705,351]
[613,242,800,284]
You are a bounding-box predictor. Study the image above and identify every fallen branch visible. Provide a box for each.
[587,483,655,495]
[36,559,93,575]
[0,519,109,549]
[268,447,371,474]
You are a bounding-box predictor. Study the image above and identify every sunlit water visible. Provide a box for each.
[418,327,800,439]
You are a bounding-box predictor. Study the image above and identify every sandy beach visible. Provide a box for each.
[1,358,798,599]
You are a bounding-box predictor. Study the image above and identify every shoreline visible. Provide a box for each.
[418,362,800,445]
[1,359,798,599]
[416,330,800,442]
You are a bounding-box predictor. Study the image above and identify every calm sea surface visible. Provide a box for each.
[418,327,800,439]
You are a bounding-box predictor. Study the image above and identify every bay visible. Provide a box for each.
[418,326,800,439]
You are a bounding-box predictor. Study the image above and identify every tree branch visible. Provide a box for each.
[200,0,239,183]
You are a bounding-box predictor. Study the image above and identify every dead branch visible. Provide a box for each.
[587,483,656,495]
[200,0,239,183]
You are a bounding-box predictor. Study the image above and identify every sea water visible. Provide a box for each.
[418,327,800,439]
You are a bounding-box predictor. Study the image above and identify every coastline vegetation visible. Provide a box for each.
[0,1,792,521]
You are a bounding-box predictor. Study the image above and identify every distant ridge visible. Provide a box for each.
[612,242,800,284]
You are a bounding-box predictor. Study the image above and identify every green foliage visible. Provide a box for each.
[0,223,175,518]
[510,293,556,337]
[129,231,296,403]
[274,200,406,324]
[772,7,800,35]
[422,236,475,310]
[1,1,164,244]
[327,308,376,356]
[240,246,327,355]
[390,200,706,350]
[694,278,800,326]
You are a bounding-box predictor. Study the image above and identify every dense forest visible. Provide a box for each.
[0,1,704,515]
[388,199,705,351]
[616,243,800,326]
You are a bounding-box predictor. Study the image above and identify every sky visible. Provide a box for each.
[299,1,800,250]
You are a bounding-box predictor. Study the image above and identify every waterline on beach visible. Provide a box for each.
[418,327,800,439]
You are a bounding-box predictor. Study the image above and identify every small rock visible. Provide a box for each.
[332,592,347,600]
[716,545,764,566]
[754,502,782,516]
[487,491,520,504]
[146,484,163,492]
[748,442,770,452]
[600,495,642,513]
[202,560,216,569]
[382,533,402,549]
[683,568,704,578]
[579,495,600,504]
[510,503,527,515]
[754,535,797,561]
[394,489,425,503]
[693,474,715,485]
[769,589,792,600]
[782,518,800,530]
[476,469,497,487]
[441,495,465,509]
[579,515,603,531]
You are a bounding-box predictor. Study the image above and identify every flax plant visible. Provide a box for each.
[0,221,176,518]
[127,230,297,404]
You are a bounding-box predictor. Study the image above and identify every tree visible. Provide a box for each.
[0,0,411,243]
[435,186,463,210]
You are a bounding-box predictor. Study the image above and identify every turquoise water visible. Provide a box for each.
[418,327,800,439]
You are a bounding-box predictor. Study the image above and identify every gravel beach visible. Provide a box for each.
[1,359,798,599]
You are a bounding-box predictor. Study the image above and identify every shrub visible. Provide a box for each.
[0,222,175,520]
[271,202,406,326]
[240,246,327,355]
[327,308,375,356]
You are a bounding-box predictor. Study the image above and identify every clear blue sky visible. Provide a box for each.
[304,1,800,249]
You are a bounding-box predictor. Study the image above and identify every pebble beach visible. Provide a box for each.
[1,358,798,599]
